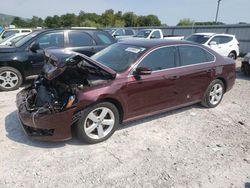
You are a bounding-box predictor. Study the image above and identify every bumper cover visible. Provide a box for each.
[16,89,76,141]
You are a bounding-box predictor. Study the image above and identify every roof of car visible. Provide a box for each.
[192,33,235,37]
[118,39,197,48]
[32,28,104,34]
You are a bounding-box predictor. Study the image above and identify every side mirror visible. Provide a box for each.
[135,67,152,75]
[209,41,217,46]
[30,43,40,52]
[113,33,120,38]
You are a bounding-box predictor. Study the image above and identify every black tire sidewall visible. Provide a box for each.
[228,52,236,60]
[0,66,22,91]
[202,79,225,108]
[76,102,120,144]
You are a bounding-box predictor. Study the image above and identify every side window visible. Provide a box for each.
[21,30,31,33]
[68,31,94,47]
[35,32,64,49]
[210,36,233,44]
[210,36,220,44]
[151,31,161,39]
[178,46,213,66]
[138,47,176,71]
[114,29,124,36]
[95,32,114,45]
[125,29,134,36]
[220,36,233,44]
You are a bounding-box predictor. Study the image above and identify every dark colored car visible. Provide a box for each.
[241,52,250,76]
[16,39,236,143]
[0,28,116,91]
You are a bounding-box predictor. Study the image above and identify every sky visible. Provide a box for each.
[1,0,250,26]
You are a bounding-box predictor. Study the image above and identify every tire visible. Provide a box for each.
[0,66,23,91]
[76,102,120,144]
[228,52,236,60]
[241,62,250,76]
[201,79,224,108]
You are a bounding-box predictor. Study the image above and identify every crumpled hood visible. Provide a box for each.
[43,49,117,80]
[0,45,17,53]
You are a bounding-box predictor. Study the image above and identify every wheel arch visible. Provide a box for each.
[0,63,25,80]
[97,98,124,124]
[228,50,237,59]
[215,77,227,91]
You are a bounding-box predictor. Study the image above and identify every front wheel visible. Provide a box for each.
[201,79,224,108]
[76,102,120,144]
[0,66,23,91]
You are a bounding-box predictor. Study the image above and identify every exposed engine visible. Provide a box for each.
[24,50,112,114]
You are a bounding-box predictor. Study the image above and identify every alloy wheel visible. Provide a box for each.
[0,70,19,89]
[84,107,115,140]
[209,83,223,105]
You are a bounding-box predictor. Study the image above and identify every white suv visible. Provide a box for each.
[186,33,239,59]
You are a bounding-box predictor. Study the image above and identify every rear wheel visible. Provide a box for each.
[0,66,23,91]
[201,79,224,108]
[76,102,119,144]
[228,51,236,60]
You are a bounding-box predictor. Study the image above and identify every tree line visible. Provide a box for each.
[11,9,162,28]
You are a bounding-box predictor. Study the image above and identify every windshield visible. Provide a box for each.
[134,30,152,38]
[15,31,40,47]
[91,43,146,73]
[0,34,14,44]
[185,34,212,44]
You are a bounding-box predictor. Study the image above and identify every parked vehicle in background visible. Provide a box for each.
[104,28,136,39]
[134,29,184,40]
[186,33,239,59]
[0,28,116,91]
[241,52,250,75]
[0,28,32,41]
[0,33,28,46]
[16,39,235,143]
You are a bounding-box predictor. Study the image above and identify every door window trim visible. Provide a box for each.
[128,44,216,77]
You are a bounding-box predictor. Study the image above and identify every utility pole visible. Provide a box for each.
[215,0,222,23]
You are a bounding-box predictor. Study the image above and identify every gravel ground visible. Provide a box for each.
[0,60,250,188]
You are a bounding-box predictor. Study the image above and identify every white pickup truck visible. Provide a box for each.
[134,29,184,40]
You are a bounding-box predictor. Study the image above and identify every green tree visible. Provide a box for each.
[29,16,44,27]
[44,15,61,27]
[122,12,137,27]
[102,9,115,27]
[177,18,194,26]
[61,13,77,27]
[11,17,27,27]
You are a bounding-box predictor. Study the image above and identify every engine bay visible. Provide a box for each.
[24,49,114,114]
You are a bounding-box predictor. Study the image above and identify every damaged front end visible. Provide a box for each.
[16,49,116,141]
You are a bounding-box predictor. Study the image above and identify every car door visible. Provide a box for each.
[28,31,65,75]
[125,46,181,118]
[209,36,232,56]
[176,45,215,103]
[66,31,97,56]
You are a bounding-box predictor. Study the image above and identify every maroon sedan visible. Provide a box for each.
[16,39,235,143]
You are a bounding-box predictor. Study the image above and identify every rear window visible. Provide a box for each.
[125,29,134,35]
[178,45,214,66]
[68,31,94,47]
[186,35,211,44]
[95,32,114,45]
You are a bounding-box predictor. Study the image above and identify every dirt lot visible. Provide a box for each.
[0,60,250,188]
